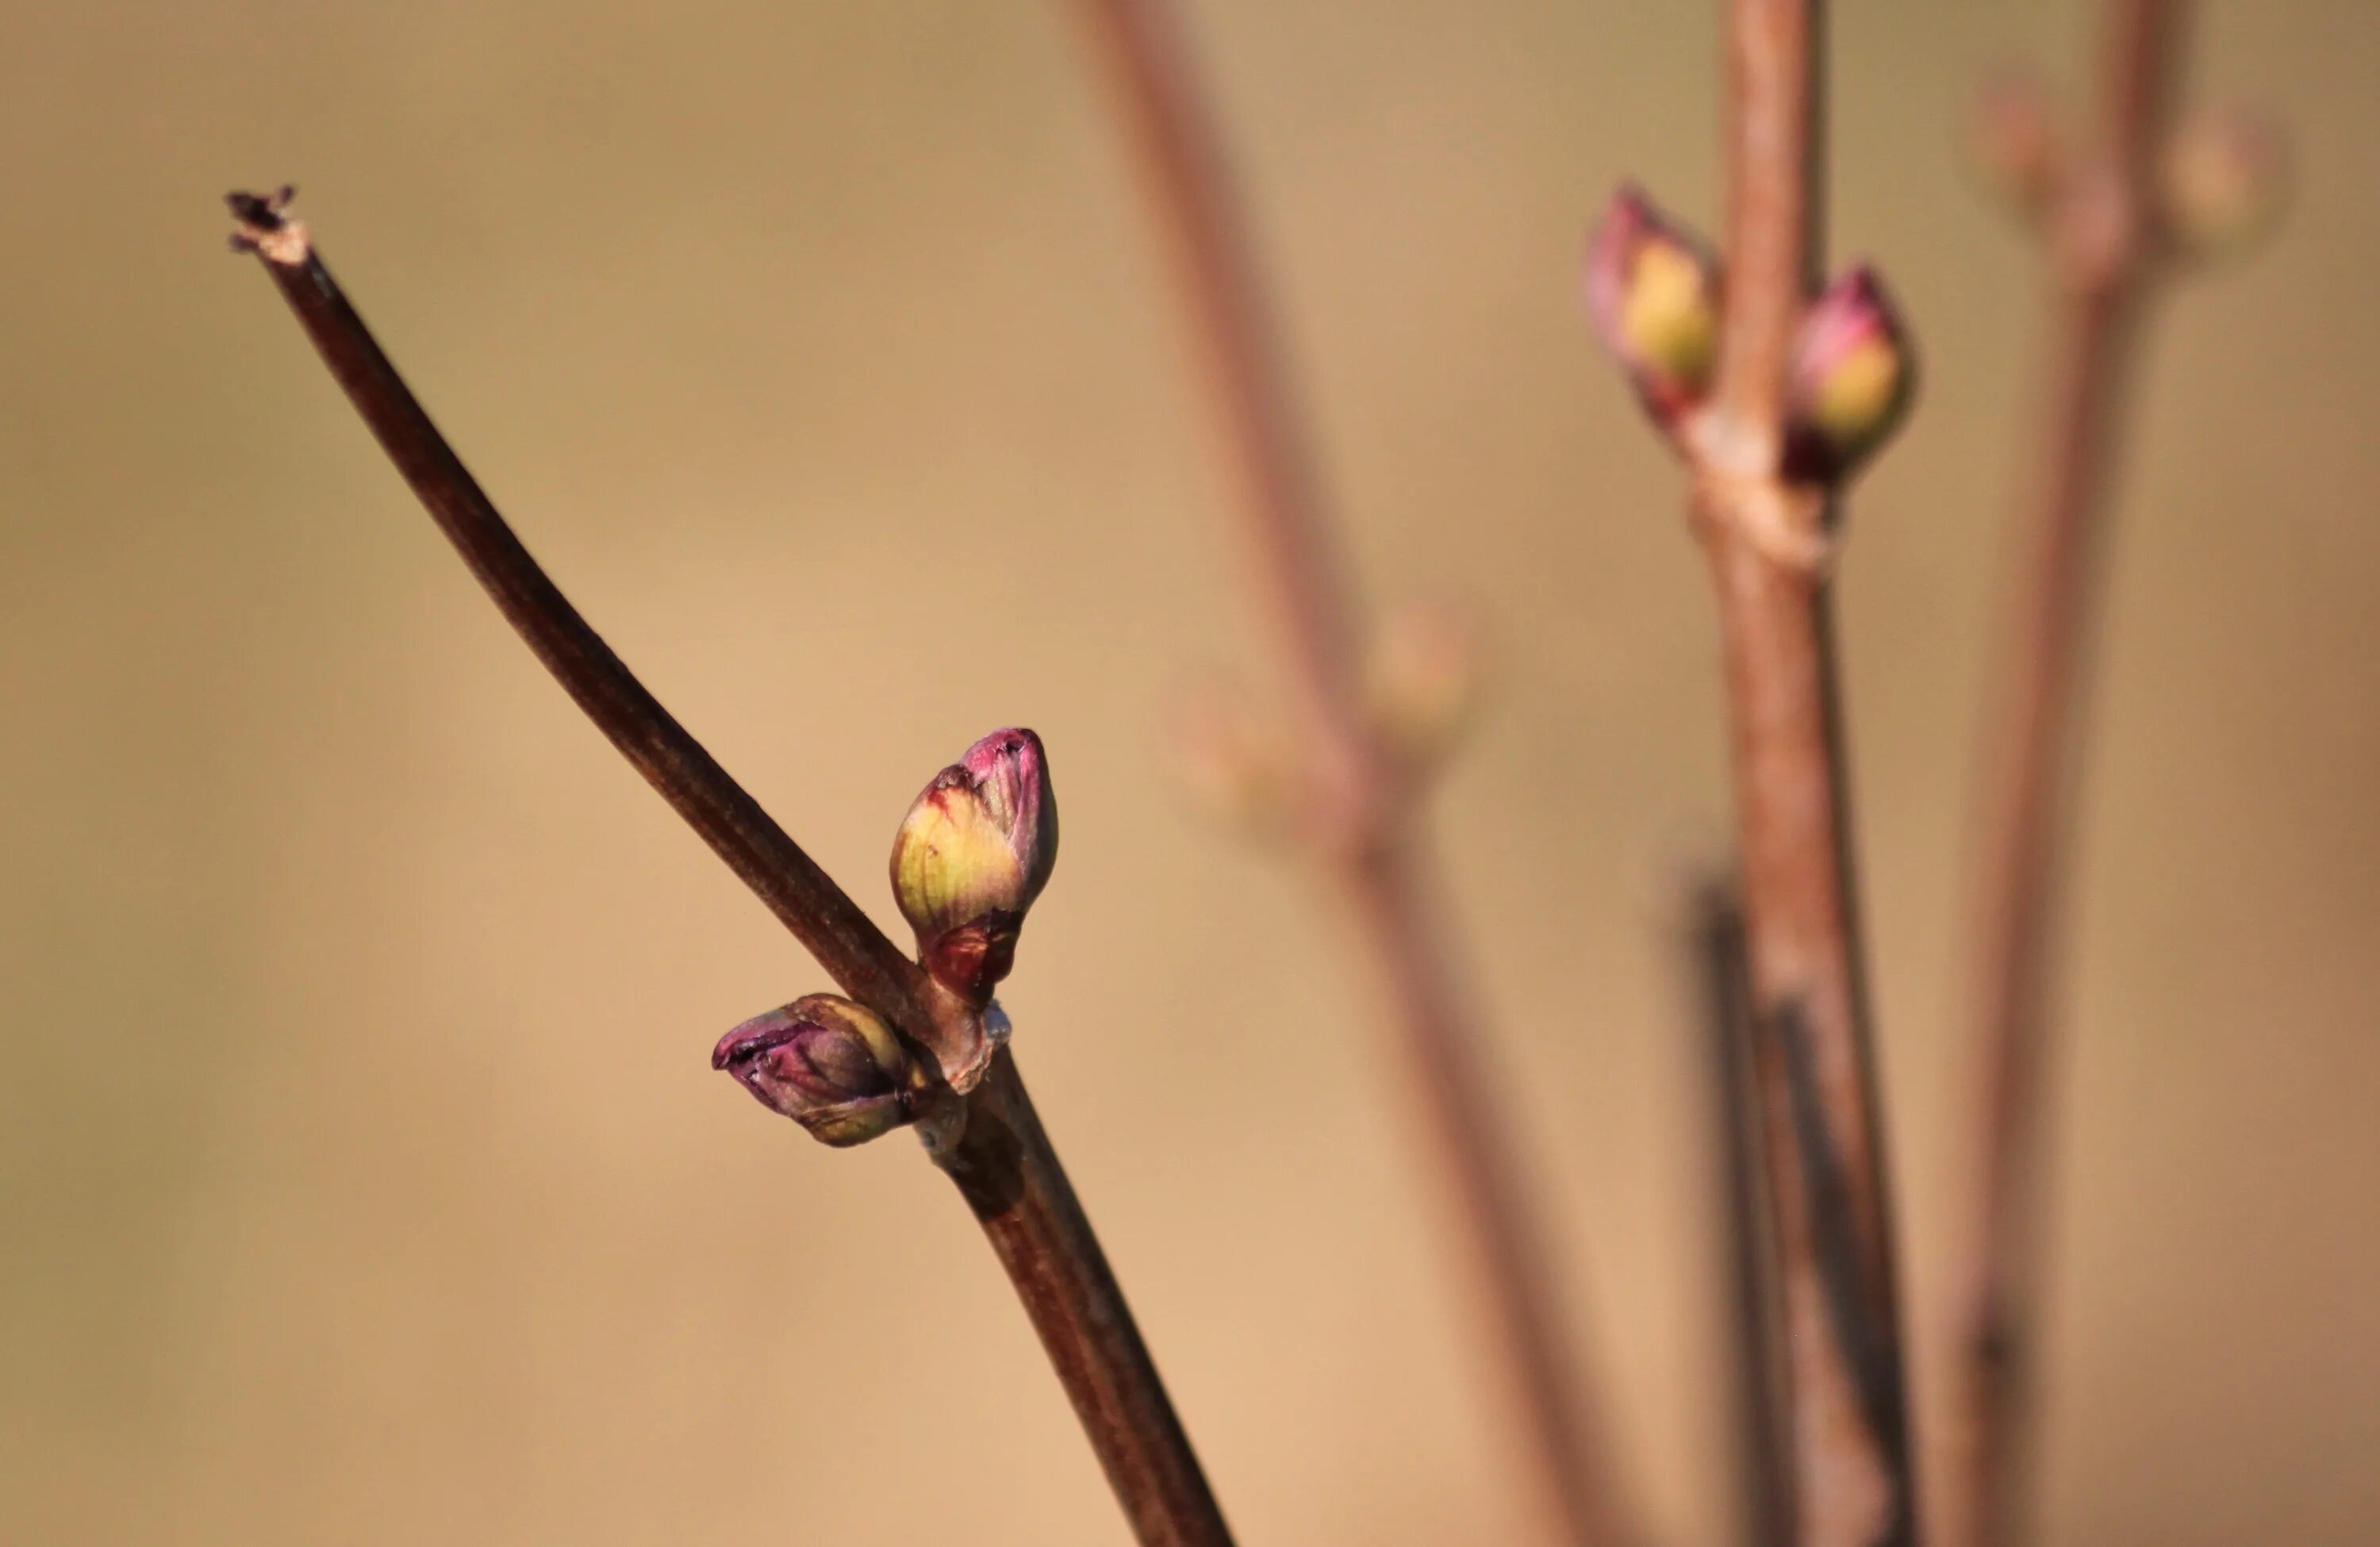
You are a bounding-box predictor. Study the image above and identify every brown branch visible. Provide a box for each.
[224,195,930,1027]
[939,1050,1234,1547]
[226,189,1234,1547]
[1061,6,1642,1547]
[1684,878,1794,1547]
[1680,4,1919,1545]
[1944,8,2190,1547]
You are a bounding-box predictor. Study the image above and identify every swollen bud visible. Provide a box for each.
[890,727,1058,1005]
[2161,108,2289,263]
[1165,678,1299,839]
[1365,599,1484,774]
[1586,185,1723,427]
[1783,267,1916,483]
[712,994,916,1147]
[1964,69,2061,217]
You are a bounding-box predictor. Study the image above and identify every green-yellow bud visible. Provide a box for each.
[1586,184,1723,428]
[1783,266,1916,483]
[889,727,1058,1005]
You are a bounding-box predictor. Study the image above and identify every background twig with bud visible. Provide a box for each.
[1067,3,1641,1545]
[1944,6,2289,1547]
[1587,189,1916,568]
[1583,3,1921,1545]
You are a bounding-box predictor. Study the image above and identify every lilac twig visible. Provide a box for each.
[227,187,1233,1547]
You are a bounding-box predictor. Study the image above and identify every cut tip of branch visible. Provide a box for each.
[225,185,311,265]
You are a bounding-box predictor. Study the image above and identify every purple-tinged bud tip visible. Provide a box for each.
[1586,184,1723,429]
[889,727,1059,1005]
[712,994,916,1147]
[1783,265,1916,484]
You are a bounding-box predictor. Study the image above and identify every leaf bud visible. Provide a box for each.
[889,727,1058,1005]
[1585,184,1723,429]
[1165,678,1301,840]
[1365,598,1484,774]
[1964,69,2063,217]
[2161,107,2290,263]
[712,994,916,1147]
[1783,266,1916,483]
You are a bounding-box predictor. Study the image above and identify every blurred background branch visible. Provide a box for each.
[1593,1,1923,1540]
[1063,3,1641,1545]
[1945,6,2289,1547]
[1681,877,1793,1547]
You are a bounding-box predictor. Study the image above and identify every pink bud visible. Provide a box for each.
[1783,266,1916,483]
[1586,184,1723,428]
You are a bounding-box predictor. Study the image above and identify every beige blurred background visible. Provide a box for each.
[4,1,2374,1543]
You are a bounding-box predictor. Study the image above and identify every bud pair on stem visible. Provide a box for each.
[1586,184,1915,486]
[715,727,1058,1146]
[1967,70,2290,267]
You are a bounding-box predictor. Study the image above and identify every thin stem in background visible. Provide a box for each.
[226,190,1234,1547]
[1945,6,2189,1547]
[1684,878,1794,1547]
[1689,2,1919,1544]
[1061,6,1641,1546]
